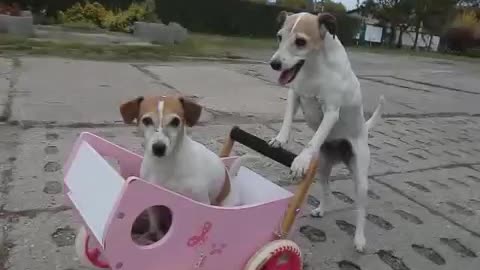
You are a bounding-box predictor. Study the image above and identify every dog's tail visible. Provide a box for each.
[365,95,385,131]
[228,154,263,177]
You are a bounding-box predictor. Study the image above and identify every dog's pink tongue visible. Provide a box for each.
[279,70,294,86]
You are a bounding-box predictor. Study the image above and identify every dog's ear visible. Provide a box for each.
[179,97,202,127]
[277,10,292,26]
[318,13,337,39]
[120,96,144,124]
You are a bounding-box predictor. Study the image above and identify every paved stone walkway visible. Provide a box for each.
[1,53,480,270]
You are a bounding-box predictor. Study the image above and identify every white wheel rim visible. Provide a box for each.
[244,240,302,270]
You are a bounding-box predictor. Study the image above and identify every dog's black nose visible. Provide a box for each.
[270,60,282,71]
[152,142,166,157]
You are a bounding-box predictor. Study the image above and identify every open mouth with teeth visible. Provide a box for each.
[278,60,305,86]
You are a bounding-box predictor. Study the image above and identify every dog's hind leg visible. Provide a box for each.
[348,138,370,252]
[310,153,333,218]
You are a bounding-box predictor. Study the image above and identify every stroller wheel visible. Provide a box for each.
[244,239,302,270]
[75,226,110,269]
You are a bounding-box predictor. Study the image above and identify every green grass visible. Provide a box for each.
[59,21,104,32]
[190,33,275,50]
[2,31,478,63]
[0,33,275,61]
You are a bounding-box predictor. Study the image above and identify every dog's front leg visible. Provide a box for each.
[269,89,300,148]
[291,106,339,177]
[146,207,163,241]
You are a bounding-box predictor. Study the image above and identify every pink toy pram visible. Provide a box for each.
[63,126,319,270]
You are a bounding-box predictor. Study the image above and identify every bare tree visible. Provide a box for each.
[305,0,315,11]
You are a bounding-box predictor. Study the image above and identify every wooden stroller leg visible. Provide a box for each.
[219,137,234,157]
[280,158,319,238]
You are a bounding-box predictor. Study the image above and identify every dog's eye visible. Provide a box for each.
[169,117,180,128]
[277,34,282,42]
[142,117,154,126]
[295,38,307,47]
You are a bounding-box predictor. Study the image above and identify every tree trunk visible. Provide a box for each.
[396,28,404,48]
[427,34,433,51]
[305,0,315,11]
[389,24,397,47]
[412,20,421,50]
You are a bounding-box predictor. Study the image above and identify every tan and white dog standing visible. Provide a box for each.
[120,95,245,241]
[268,11,384,252]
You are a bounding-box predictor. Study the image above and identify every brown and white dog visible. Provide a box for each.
[268,12,384,252]
[120,95,246,241]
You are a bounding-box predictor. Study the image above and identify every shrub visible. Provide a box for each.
[82,1,109,26]
[143,0,158,22]
[443,9,480,53]
[102,10,131,32]
[58,1,157,33]
[0,2,22,16]
[58,3,86,23]
[452,10,479,29]
[443,26,478,52]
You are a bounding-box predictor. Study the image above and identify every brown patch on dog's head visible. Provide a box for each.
[161,96,202,127]
[120,95,202,127]
[120,96,144,124]
[284,13,322,49]
[179,97,202,127]
[277,12,337,50]
[277,10,293,26]
[318,13,337,39]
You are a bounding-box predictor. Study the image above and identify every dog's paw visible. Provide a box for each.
[354,233,366,253]
[268,135,288,148]
[133,232,157,245]
[310,207,324,218]
[291,149,314,178]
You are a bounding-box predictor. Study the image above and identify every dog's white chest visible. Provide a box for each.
[299,96,323,130]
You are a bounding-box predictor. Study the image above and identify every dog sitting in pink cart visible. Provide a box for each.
[120,95,254,243]
[65,94,304,270]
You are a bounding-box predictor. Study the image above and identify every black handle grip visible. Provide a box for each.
[229,126,297,168]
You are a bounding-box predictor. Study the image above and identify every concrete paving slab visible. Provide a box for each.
[268,116,480,178]
[3,126,144,212]
[293,178,480,270]
[5,111,480,269]
[0,58,13,120]
[5,210,89,270]
[378,167,480,237]
[10,57,177,125]
[144,64,287,120]
[229,62,480,117]
[3,52,480,270]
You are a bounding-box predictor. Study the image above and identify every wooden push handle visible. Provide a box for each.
[280,157,318,237]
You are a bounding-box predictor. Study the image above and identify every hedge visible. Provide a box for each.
[331,12,362,46]
[154,0,361,42]
[155,0,291,37]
